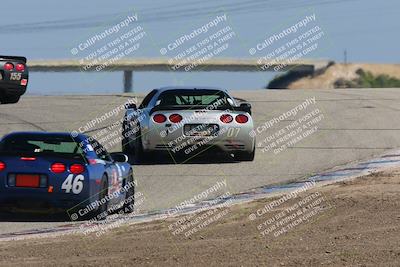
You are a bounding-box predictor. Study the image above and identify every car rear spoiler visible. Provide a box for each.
[149,105,232,115]
[0,151,85,160]
[150,103,252,115]
[0,55,27,63]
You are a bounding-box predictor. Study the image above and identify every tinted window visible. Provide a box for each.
[0,135,83,155]
[139,89,158,109]
[156,89,231,108]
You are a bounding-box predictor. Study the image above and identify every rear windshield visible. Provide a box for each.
[0,135,84,156]
[156,89,231,108]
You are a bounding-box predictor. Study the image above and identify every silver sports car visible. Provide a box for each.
[122,87,255,162]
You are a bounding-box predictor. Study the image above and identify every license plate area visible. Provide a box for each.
[16,174,40,187]
[0,71,3,80]
[184,124,219,136]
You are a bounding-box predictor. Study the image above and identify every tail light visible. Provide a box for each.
[220,114,233,123]
[0,161,6,172]
[169,114,182,123]
[235,114,249,123]
[70,164,85,174]
[51,163,66,173]
[4,63,14,71]
[21,157,36,161]
[15,63,25,72]
[153,114,167,123]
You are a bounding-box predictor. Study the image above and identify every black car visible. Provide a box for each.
[0,55,29,104]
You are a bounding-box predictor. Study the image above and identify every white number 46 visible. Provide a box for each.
[62,174,84,194]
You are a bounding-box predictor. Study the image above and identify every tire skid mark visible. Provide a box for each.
[0,112,47,131]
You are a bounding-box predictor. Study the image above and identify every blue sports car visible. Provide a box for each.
[0,132,134,220]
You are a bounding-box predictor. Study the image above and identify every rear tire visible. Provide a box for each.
[122,171,135,213]
[121,134,131,155]
[134,128,149,163]
[235,147,255,162]
[93,174,109,220]
[121,121,131,153]
[1,95,20,104]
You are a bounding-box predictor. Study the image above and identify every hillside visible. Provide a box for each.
[268,63,400,89]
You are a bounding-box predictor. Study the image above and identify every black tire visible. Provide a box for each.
[235,148,255,162]
[121,121,131,153]
[93,174,109,220]
[121,134,131,155]
[122,171,135,213]
[134,128,149,163]
[1,95,20,104]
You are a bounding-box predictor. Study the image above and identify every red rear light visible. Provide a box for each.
[220,114,233,123]
[21,157,36,161]
[15,63,25,72]
[169,114,182,123]
[70,164,85,174]
[235,114,249,123]
[0,161,5,172]
[4,63,14,71]
[51,163,66,173]
[153,114,167,123]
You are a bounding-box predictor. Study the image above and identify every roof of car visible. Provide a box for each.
[1,131,88,141]
[155,86,226,92]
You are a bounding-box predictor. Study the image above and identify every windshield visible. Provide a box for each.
[156,89,232,109]
[0,135,84,156]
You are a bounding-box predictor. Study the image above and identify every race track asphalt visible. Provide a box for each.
[0,88,399,235]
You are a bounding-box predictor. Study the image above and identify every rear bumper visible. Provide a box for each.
[142,123,255,154]
[0,191,89,213]
[0,83,27,97]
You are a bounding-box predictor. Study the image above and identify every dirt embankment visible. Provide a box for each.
[269,63,400,89]
[1,169,400,266]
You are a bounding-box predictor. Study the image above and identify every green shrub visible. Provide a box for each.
[335,69,400,88]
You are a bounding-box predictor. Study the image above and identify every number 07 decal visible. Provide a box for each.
[62,174,85,194]
[227,127,240,138]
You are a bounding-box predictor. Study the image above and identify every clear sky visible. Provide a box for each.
[1,0,398,94]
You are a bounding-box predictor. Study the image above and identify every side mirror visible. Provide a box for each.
[239,103,252,115]
[125,103,137,110]
[110,152,128,163]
